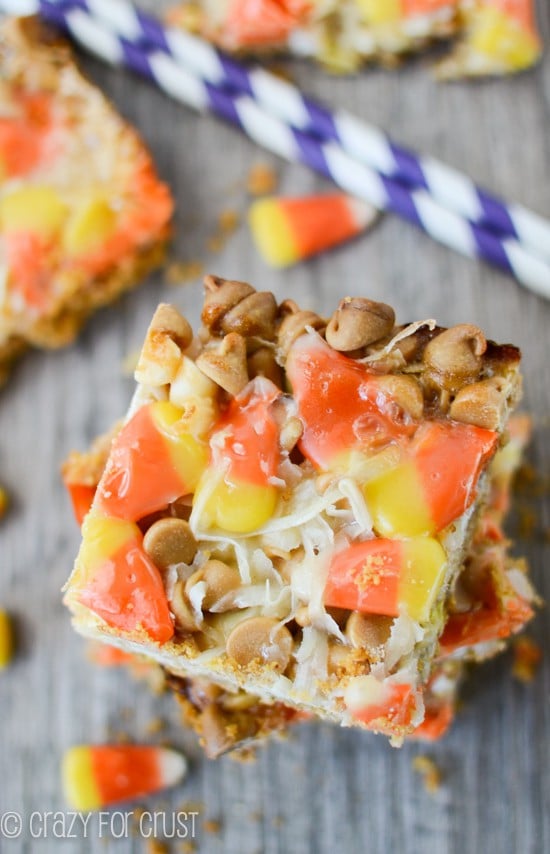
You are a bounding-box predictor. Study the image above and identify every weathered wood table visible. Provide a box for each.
[1,2,549,852]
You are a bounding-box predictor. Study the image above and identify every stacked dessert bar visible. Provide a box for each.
[63,277,537,754]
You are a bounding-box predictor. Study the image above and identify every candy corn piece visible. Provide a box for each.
[0,18,172,386]
[344,675,417,729]
[96,401,209,523]
[62,745,187,810]
[324,537,447,623]
[248,195,379,268]
[192,379,283,533]
[64,279,536,745]
[0,610,14,670]
[72,514,175,643]
[437,0,542,78]
[287,333,498,535]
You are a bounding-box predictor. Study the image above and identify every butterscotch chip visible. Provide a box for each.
[226,617,293,671]
[143,518,198,570]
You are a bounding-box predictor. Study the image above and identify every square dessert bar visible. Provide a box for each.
[64,411,535,756]
[64,276,536,742]
[0,16,173,384]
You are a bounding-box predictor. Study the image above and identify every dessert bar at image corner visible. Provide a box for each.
[166,1,542,78]
[0,16,173,385]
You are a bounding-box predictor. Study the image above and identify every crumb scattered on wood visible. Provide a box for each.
[203,819,222,834]
[412,755,442,794]
[164,260,204,286]
[247,163,278,196]
[229,745,258,763]
[119,706,134,722]
[512,636,542,683]
[145,716,167,735]
[207,209,240,254]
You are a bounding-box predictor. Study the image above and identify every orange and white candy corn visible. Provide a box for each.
[248,194,379,268]
[62,745,187,810]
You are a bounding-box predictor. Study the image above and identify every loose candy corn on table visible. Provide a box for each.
[1,2,549,853]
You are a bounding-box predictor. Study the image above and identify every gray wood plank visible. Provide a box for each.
[1,2,549,852]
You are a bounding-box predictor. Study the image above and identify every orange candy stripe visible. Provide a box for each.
[492,0,537,31]
[88,643,137,667]
[77,535,174,643]
[226,0,300,45]
[211,382,281,486]
[66,482,97,525]
[97,405,186,522]
[90,746,163,806]
[324,539,403,616]
[439,595,533,655]
[351,683,415,728]
[412,702,454,741]
[278,195,363,258]
[5,231,51,312]
[0,92,59,178]
[288,338,415,470]
[402,0,456,17]
[413,421,498,532]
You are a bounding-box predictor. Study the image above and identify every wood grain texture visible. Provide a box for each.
[0,2,549,852]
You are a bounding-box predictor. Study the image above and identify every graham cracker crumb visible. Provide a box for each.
[146,841,170,854]
[145,716,167,735]
[206,234,225,254]
[207,209,240,254]
[164,260,204,286]
[218,209,239,234]
[228,746,258,763]
[512,636,542,683]
[412,755,442,793]
[178,843,196,854]
[119,706,134,722]
[247,163,278,196]
[203,819,221,834]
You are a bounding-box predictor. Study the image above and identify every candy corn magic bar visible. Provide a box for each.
[63,278,537,743]
[63,410,535,756]
[167,1,541,77]
[0,17,173,384]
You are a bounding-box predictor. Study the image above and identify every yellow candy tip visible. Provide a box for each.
[248,198,299,268]
[62,747,102,811]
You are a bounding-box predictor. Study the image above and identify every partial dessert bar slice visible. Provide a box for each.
[63,413,536,756]
[166,1,541,77]
[64,277,531,741]
[0,16,173,385]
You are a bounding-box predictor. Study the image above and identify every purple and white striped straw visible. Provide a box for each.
[1,0,549,299]
[37,0,550,268]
